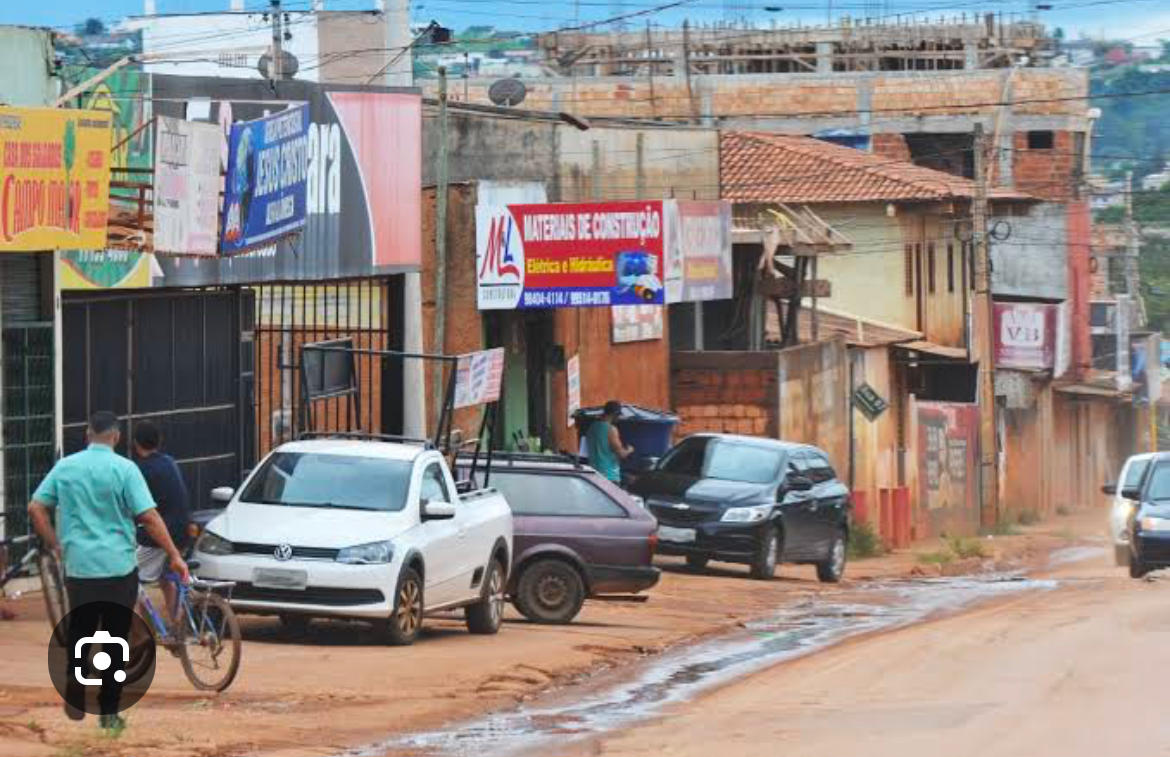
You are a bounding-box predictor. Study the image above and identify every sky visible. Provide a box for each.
[2,0,1169,42]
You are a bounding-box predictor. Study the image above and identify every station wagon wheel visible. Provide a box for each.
[514,558,586,625]
[386,567,424,646]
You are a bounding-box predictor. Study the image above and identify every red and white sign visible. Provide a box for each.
[566,355,581,427]
[994,302,1060,371]
[612,305,664,343]
[453,348,505,409]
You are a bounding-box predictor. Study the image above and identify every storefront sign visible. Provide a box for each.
[154,117,221,256]
[567,354,581,426]
[476,201,666,310]
[0,106,112,252]
[612,305,664,343]
[148,76,422,284]
[666,201,733,303]
[221,105,310,254]
[454,348,505,409]
[994,302,1060,371]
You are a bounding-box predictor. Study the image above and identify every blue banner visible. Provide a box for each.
[220,105,310,254]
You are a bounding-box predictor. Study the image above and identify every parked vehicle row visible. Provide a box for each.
[188,431,852,645]
[1104,451,1170,579]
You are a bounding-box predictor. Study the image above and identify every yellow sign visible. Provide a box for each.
[0,106,112,252]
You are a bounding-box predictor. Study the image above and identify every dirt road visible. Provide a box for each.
[0,511,1112,757]
[558,552,1170,757]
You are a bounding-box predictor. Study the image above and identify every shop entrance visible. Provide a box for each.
[488,310,558,452]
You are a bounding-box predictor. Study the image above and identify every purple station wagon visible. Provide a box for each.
[460,454,659,624]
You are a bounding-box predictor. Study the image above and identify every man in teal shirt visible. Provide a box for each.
[586,400,635,484]
[28,411,189,730]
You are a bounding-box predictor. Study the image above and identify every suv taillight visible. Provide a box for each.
[648,530,658,555]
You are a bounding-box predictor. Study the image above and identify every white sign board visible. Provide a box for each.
[453,348,505,409]
[567,354,581,427]
[612,305,664,343]
[153,117,221,255]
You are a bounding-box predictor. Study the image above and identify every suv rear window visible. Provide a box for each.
[489,472,626,518]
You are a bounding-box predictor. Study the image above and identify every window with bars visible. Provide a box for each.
[947,243,956,293]
[927,242,936,294]
[904,244,914,296]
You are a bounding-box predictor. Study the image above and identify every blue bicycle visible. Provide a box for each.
[127,565,241,692]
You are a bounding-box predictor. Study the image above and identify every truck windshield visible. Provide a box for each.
[659,438,782,484]
[241,452,412,511]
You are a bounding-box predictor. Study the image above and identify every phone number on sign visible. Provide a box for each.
[522,290,612,308]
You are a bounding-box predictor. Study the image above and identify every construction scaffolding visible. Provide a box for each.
[538,14,1050,77]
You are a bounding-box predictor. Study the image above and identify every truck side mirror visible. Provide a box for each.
[422,499,456,520]
[1101,483,1117,496]
[210,486,235,505]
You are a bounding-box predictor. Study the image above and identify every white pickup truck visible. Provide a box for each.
[192,438,513,645]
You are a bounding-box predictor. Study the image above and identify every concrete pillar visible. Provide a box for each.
[816,41,834,73]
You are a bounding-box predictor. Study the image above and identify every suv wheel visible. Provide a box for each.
[514,558,586,624]
[1130,552,1149,579]
[685,554,710,572]
[385,567,424,646]
[816,530,847,583]
[749,527,779,581]
[466,559,506,634]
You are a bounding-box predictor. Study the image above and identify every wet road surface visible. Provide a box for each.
[551,552,1170,757]
[350,565,1093,757]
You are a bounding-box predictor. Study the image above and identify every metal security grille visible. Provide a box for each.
[62,289,255,509]
[251,279,399,461]
[0,323,55,547]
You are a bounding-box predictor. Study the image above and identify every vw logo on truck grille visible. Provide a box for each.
[273,543,294,561]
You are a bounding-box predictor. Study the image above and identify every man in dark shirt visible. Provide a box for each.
[133,420,191,620]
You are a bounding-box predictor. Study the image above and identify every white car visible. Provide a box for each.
[1104,453,1155,567]
[193,439,513,645]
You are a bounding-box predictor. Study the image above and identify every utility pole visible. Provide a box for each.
[432,66,450,428]
[269,0,283,83]
[972,123,1000,529]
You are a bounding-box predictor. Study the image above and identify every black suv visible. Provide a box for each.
[630,434,850,582]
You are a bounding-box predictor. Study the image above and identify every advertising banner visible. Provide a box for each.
[61,66,151,287]
[154,116,221,256]
[917,401,980,536]
[0,106,112,252]
[666,200,733,303]
[612,304,664,343]
[453,348,505,409]
[567,355,581,427]
[221,105,310,254]
[476,201,667,310]
[993,302,1059,371]
[149,76,422,284]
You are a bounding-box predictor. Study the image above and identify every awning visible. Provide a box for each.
[1055,382,1131,399]
[894,340,969,361]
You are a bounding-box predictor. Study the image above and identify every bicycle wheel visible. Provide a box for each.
[37,550,68,645]
[178,591,241,692]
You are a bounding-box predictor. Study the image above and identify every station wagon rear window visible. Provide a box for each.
[242,452,413,511]
[489,472,626,518]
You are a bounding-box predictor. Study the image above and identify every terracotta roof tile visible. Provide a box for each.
[720,131,1029,205]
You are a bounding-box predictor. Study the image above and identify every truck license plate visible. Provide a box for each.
[253,568,308,591]
[658,526,696,544]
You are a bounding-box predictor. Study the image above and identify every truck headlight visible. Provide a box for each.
[721,505,772,523]
[196,531,234,556]
[1139,517,1170,533]
[336,540,395,565]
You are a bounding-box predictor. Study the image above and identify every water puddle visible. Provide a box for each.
[1047,545,1109,567]
[338,574,1055,757]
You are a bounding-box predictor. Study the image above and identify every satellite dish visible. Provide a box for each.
[488,78,527,107]
[258,49,300,80]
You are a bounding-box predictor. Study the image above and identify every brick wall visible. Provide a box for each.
[672,352,779,438]
[1012,130,1081,202]
[871,133,912,162]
